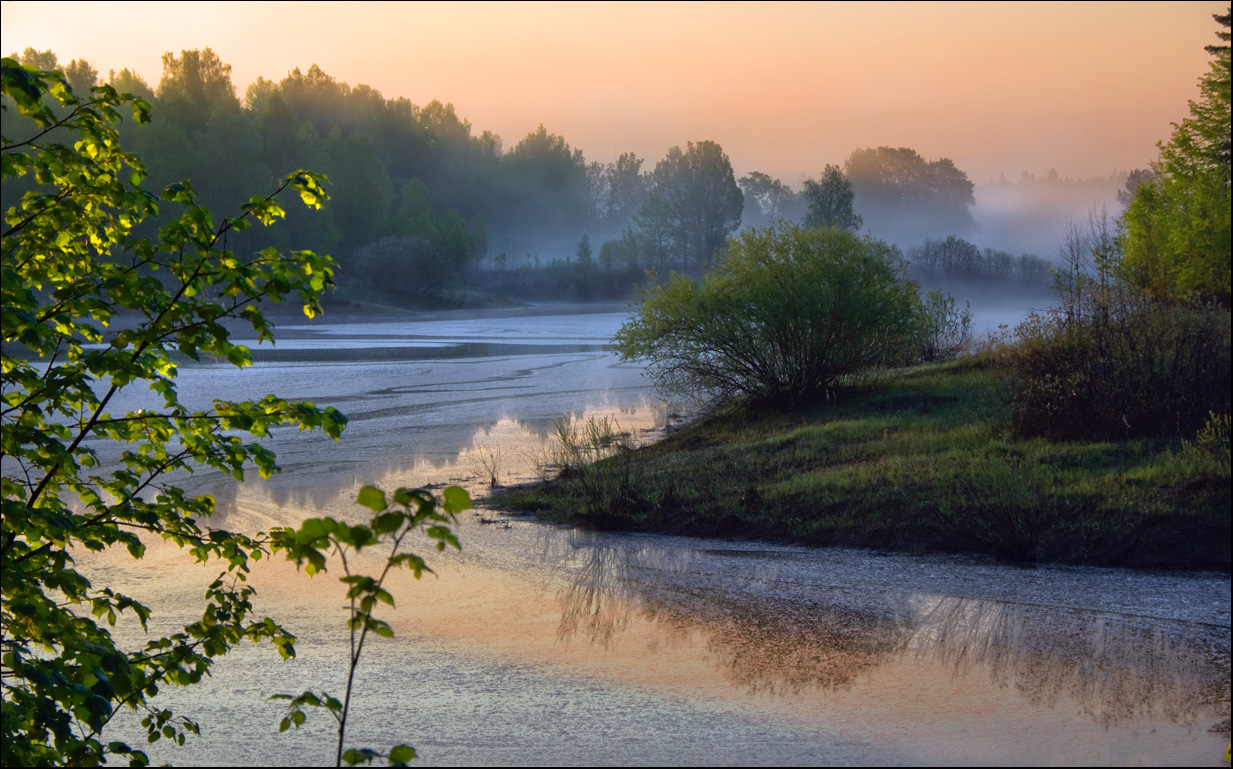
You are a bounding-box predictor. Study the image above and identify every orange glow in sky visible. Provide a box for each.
[2,1,1226,183]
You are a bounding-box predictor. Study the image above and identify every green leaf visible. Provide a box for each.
[442,486,472,514]
[388,744,418,765]
[366,618,394,639]
[298,517,337,541]
[356,485,387,513]
[372,511,405,536]
[342,748,381,766]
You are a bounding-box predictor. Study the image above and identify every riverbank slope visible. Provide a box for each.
[492,356,1230,570]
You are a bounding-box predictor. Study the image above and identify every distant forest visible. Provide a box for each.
[3,47,1131,305]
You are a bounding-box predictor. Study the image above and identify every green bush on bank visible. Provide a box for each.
[613,224,933,407]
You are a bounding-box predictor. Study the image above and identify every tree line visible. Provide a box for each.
[5,47,1020,305]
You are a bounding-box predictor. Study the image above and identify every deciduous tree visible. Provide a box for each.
[157,47,241,125]
[2,56,341,766]
[600,152,649,230]
[1121,9,1231,305]
[739,171,804,229]
[501,124,591,253]
[615,223,923,405]
[844,146,975,243]
[802,164,862,231]
[636,141,743,270]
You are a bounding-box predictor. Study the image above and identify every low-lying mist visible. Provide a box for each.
[971,173,1126,259]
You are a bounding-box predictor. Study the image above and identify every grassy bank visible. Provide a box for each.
[491,357,1230,570]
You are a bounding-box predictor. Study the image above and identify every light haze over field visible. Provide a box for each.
[1,0,1225,183]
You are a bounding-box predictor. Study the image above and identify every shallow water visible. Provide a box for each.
[78,304,1229,766]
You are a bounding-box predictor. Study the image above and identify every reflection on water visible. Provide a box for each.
[74,308,1228,766]
[556,538,636,647]
[88,517,1231,766]
[660,590,909,697]
[199,401,671,533]
[909,595,1226,727]
[554,536,1230,731]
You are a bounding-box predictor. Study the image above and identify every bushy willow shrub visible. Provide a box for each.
[614,223,924,405]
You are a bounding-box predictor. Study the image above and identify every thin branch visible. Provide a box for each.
[0,100,98,153]
[2,184,83,251]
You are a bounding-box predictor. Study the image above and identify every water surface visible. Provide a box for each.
[83,304,1229,766]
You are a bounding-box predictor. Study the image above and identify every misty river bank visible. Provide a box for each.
[82,303,1229,766]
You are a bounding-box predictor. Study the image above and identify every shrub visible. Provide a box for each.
[917,290,973,362]
[1178,411,1232,477]
[613,223,924,405]
[1002,217,1231,440]
[351,235,451,297]
[1005,11,1232,441]
[550,416,641,516]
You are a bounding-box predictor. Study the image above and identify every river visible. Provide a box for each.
[82,303,1229,766]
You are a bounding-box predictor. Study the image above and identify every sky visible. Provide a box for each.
[2,1,1227,185]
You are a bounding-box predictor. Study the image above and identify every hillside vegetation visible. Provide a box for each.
[494,357,1230,569]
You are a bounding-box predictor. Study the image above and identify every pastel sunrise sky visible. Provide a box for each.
[2,1,1226,184]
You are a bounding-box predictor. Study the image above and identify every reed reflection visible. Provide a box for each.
[907,593,1228,726]
[556,536,911,693]
[556,539,1230,727]
[556,539,636,648]
[196,402,670,529]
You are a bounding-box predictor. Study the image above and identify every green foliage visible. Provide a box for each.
[316,128,393,254]
[739,171,806,229]
[1121,10,1231,305]
[614,223,923,405]
[350,236,452,298]
[575,233,592,264]
[917,290,972,362]
[270,484,470,767]
[596,152,649,231]
[63,59,99,96]
[502,124,591,238]
[802,165,861,231]
[1004,12,1233,441]
[636,140,743,271]
[1175,411,1232,477]
[906,236,1051,285]
[502,358,1229,569]
[1,58,341,765]
[156,48,240,126]
[598,228,643,273]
